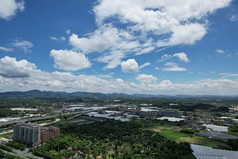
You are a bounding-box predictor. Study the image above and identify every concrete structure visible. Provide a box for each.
[13,122,41,146]
[41,126,60,143]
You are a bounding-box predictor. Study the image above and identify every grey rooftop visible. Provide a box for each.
[191,144,238,159]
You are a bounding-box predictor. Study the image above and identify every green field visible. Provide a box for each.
[147,123,224,148]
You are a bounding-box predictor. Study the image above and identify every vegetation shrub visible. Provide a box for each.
[6,141,26,151]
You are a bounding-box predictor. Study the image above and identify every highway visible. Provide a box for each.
[0,110,93,127]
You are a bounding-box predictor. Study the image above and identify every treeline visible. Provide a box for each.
[6,141,27,151]
[0,108,18,117]
[227,125,238,150]
[229,125,238,133]
[0,98,52,108]
[180,129,198,134]
[0,144,13,152]
[0,149,23,159]
[178,103,215,111]
[31,120,195,159]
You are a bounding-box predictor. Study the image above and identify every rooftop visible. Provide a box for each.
[157,117,184,122]
[203,124,228,132]
[191,144,238,159]
[196,131,238,141]
[15,122,40,128]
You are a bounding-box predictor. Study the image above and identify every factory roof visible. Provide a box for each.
[191,144,238,159]
[203,124,228,132]
[196,131,238,141]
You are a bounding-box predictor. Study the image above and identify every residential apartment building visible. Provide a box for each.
[13,122,41,146]
[41,126,60,143]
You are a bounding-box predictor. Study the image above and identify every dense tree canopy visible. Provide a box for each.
[0,108,18,117]
[31,120,195,159]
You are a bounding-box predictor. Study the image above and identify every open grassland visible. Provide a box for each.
[176,135,222,148]
[146,122,223,148]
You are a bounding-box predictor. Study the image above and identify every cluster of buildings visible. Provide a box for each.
[181,111,238,130]
[86,110,137,122]
[13,122,60,146]
[111,106,182,119]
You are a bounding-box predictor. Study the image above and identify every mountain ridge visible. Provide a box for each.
[0,90,237,99]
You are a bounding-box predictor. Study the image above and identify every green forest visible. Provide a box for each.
[31,120,195,159]
[0,108,18,117]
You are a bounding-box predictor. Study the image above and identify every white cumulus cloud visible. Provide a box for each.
[139,62,151,69]
[97,51,125,69]
[136,74,158,83]
[158,52,190,63]
[69,25,137,53]
[0,0,24,20]
[121,59,139,73]
[49,36,66,41]
[0,56,238,95]
[230,15,238,22]
[94,0,231,27]
[50,49,91,71]
[65,0,231,70]
[173,52,190,62]
[66,29,71,35]
[0,56,37,78]
[163,62,186,71]
[216,49,225,54]
[12,40,33,53]
[0,46,14,52]
[163,23,207,46]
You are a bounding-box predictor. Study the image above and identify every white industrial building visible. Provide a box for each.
[203,124,228,132]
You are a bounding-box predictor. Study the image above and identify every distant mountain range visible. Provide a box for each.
[0,90,156,99]
[0,90,237,99]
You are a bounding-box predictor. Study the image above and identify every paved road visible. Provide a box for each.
[0,110,92,127]
[0,118,61,135]
[0,144,43,159]
[0,129,13,135]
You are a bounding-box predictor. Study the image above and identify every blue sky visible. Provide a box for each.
[0,0,238,95]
